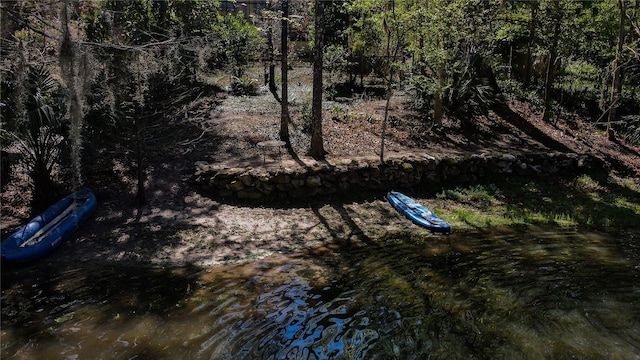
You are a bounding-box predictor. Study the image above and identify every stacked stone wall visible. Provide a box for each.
[193,152,600,200]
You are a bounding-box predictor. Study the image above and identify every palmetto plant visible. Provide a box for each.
[448,48,499,118]
[4,64,67,205]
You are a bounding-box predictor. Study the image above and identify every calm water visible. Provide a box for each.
[2,227,640,359]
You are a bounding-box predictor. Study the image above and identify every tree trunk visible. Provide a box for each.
[524,1,538,88]
[279,0,290,144]
[380,1,400,163]
[433,65,445,127]
[607,0,627,141]
[309,0,325,160]
[266,22,281,103]
[542,0,561,123]
[134,103,146,207]
[380,58,392,162]
[59,0,83,191]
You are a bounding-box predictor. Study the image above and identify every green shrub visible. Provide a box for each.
[231,75,258,96]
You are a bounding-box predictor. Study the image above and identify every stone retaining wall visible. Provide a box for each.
[193,152,601,200]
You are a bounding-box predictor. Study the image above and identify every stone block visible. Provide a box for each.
[239,174,255,187]
[227,180,245,191]
[257,181,275,194]
[306,175,322,187]
[276,183,294,191]
[291,186,319,198]
[238,188,264,200]
[272,173,292,184]
[319,186,337,196]
[291,178,306,188]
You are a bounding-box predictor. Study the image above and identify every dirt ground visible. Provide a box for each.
[2,65,639,266]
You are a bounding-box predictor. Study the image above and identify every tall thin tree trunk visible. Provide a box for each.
[309,0,325,160]
[433,65,445,127]
[280,0,290,145]
[380,1,400,163]
[134,103,146,207]
[524,1,538,88]
[542,0,561,123]
[266,21,280,103]
[59,0,83,191]
[432,29,445,127]
[608,0,627,141]
[380,37,392,163]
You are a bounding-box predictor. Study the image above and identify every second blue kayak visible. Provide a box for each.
[386,191,451,234]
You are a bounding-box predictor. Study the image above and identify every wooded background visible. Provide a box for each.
[1,0,638,206]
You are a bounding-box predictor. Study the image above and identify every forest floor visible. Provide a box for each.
[2,64,640,266]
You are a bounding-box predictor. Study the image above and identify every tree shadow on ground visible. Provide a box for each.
[311,203,378,249]
[492,102,573,153]
[495,175,640,229]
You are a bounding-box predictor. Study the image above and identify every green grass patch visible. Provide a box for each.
[437,184,501,210]
[433,174,640,231]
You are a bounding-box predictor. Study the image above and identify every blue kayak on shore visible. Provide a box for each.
[1,188,97,262]
[386,191,451,234]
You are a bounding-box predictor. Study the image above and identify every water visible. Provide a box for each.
[2,227,640,359]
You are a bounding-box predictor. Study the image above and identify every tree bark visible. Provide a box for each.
[524,1,538,88]
[433,65,445,127]
[380,1,400,163]
[134,103,146,207]
[309,0,325,160]
[279,0,290,144]
[542,0,561,123]
[432,27,445,127]
[60,0,83,191]
[266,22,281,103]
[607,0,627,141]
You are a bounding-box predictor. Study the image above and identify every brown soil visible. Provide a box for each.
[2,65,639,266]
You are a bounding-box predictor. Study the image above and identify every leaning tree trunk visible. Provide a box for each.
[607,0,627,141]
[309,0,325,160]
[279,0,291,145]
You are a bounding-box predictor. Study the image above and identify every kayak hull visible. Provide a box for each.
[386,191,451,234]
[1,188,97,262]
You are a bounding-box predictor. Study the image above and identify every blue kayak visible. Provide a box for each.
[386,191,451,234]
[1,188,97,262]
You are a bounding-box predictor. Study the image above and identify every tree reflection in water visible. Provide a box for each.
[2,227,639,359]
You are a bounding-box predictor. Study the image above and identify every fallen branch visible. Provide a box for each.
[177,131,206,146]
